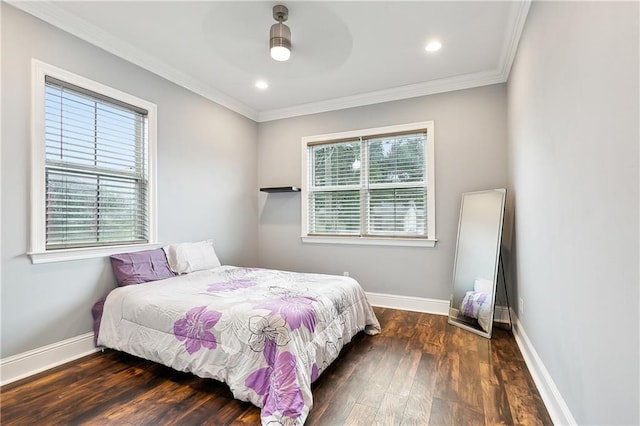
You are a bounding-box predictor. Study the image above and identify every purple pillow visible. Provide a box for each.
[110,248,174,286]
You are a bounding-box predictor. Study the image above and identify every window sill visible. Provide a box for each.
[301,236,437,248]
[28,243,162,264]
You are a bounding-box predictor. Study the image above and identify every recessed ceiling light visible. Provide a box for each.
[255,80,269,90]
[425,40,442,52]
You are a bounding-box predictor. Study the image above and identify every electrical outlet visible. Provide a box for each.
[343,271,349,277]
[519,297,524,313]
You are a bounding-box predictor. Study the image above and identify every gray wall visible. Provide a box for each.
[10,7,635,424]
[1,5,259,358]
[257,85,508,300]
[507,1,639,424]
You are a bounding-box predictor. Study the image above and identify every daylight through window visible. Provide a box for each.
[303,122,435,245]
[44,76,149,250]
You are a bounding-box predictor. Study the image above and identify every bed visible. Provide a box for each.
[93,243,380,426]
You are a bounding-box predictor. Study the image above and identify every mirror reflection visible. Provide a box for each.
[448,189,506,338]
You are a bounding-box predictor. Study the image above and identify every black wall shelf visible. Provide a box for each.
[260,186,301,193]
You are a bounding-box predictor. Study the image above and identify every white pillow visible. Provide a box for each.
[163,240,221,274]
[474,278,494,294]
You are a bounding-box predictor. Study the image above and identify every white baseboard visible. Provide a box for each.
[0,332,98,386]
[511,310,577,425]
[365,291,511,323]
[365,291,449,315]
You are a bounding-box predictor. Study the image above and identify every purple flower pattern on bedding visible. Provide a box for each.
[310,363,319,383]
[263,351,304,418]
[97,265,381,425]
[246,339,304,420]
[173,306,222,354]
[248,315,291,352]
[207,279,256,292]
[258,296,318,332]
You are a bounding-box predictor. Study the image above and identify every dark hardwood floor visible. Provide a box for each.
[1,307,552,425]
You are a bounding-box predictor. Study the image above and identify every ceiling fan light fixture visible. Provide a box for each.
[425,40,442,52]
[270,5,291,61]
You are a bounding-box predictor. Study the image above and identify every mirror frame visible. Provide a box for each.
[448,188,506,338]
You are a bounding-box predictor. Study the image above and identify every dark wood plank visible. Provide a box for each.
[479,360,514,425]
[387,349,422,396]
[343,403,377,425]
[373,392,409,425]
[430,397,486,426]
[481,381,514,425]
[0,307,552,426]
[401,352,437,425]
[504,383,553,426]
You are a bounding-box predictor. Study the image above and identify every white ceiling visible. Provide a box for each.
[10,1,530,122]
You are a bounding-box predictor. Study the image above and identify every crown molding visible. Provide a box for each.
[499,0,532,79]
[257,69,506,122]
[9,0,530,123]
[7,0,259,121]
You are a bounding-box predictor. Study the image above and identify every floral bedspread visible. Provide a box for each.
[97,266,380,425]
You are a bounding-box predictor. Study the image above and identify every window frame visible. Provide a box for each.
[301,121,436,247]
[29,60,158,264]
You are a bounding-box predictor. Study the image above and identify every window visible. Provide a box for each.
[302,121,436,247]
[30,60,157,263]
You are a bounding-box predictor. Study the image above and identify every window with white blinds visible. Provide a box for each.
[30,60,157,261]
[302,121,436,246]
[44,77,149,249]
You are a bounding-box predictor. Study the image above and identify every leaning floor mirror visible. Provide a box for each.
[448,188,506,338]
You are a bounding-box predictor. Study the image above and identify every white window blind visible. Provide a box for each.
[304,121,435,244]
[44,76,149,250]
[309,140,362,235]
